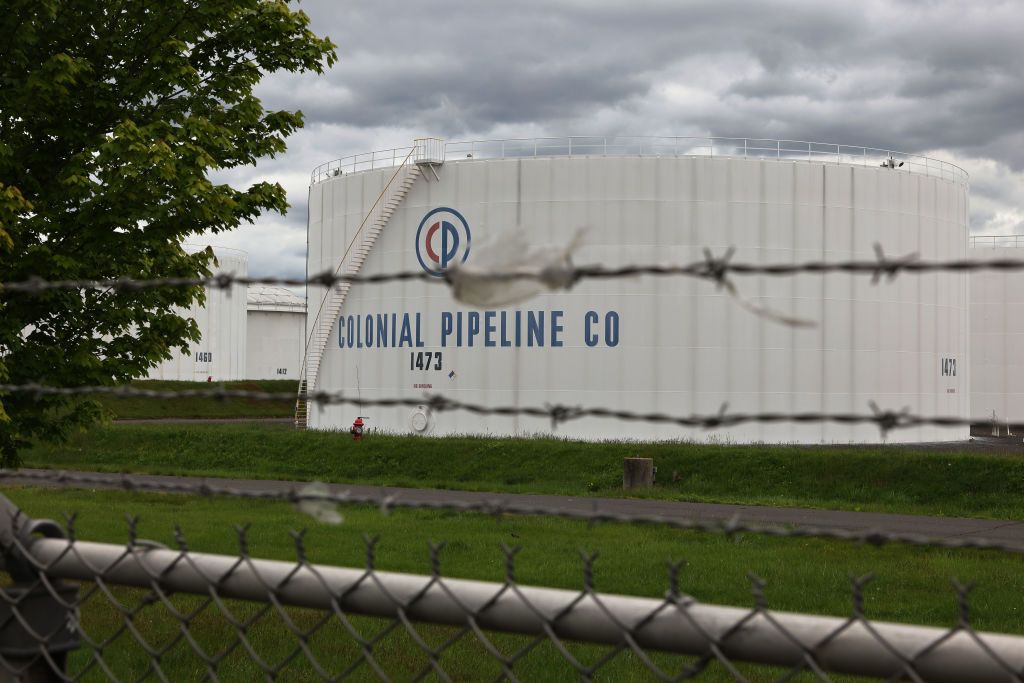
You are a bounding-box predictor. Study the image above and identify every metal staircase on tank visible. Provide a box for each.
[295,144,430,429]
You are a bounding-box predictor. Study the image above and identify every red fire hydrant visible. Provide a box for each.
[350,416,366,441]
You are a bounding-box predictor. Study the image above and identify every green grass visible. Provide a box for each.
[23,423,1024,520]
[95,379,297,419]
[5,487,1024,682]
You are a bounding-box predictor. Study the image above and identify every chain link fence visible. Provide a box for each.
[3,492,1024,683]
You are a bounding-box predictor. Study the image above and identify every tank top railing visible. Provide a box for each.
[970,235,1024,248]
[311,136,968,185]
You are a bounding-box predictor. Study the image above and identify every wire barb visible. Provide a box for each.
[871,243,920,284]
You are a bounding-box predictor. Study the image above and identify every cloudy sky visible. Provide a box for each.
[211,0,1024,278]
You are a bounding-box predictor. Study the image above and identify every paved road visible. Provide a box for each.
[9,469,1024,546]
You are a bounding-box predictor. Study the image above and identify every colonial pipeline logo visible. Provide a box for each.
[415,207,471,277]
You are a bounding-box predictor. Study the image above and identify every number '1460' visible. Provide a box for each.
[411,352,442,371]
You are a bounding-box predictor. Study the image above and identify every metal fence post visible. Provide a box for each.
[0,496,79,683]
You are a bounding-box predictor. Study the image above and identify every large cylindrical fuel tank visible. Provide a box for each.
[307,139,969,442]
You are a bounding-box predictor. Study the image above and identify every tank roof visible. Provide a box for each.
[183,243,249,260]
[247,284,306,312]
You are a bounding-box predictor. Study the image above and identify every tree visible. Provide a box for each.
[0,1,336,465]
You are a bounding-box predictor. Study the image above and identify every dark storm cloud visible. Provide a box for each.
[282,0,875,137]
[229,0,1024,277]
[276,2,683,135]
[259,0,1023,168]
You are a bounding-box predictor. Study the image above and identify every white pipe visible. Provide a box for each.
[27,539,1024,681]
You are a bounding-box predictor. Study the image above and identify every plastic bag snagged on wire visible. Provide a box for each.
[446,227,813,327]
[719,278,815,328]
[296,482,343,525]
[447,227,585,307]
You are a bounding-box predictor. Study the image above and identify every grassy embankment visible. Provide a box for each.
[6,486,1024,682]
[95,379,297,419]
[23,422,1024,519]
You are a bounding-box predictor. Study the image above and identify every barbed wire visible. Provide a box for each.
[0,245,1022,295]
[3,468,1024,557]
[0,382,996,437]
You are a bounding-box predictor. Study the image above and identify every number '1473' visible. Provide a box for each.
[411,352,442,371]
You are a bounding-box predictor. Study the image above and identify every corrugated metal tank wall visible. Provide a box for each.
[246,311,305,380]
[148,247,248,381]
[308,156,969,442]
[970,246,1024,426]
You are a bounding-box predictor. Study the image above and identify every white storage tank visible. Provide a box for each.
[148,246,248,381]
[968,237,1024,429]
[304,137,969,442]
[247,285,306,380]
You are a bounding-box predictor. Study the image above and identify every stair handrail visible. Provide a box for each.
[296,145,419,418]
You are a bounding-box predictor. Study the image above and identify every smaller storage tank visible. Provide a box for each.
[246,285,306,380]
[147,246,248,381]
[969,237,1024,430]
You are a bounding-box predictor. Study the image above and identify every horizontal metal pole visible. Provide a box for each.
[26,538,1024,681]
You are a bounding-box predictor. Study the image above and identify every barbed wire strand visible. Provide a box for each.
[3,468,1024,558]
[0,382,1001,438]
[2,246,1024,295]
